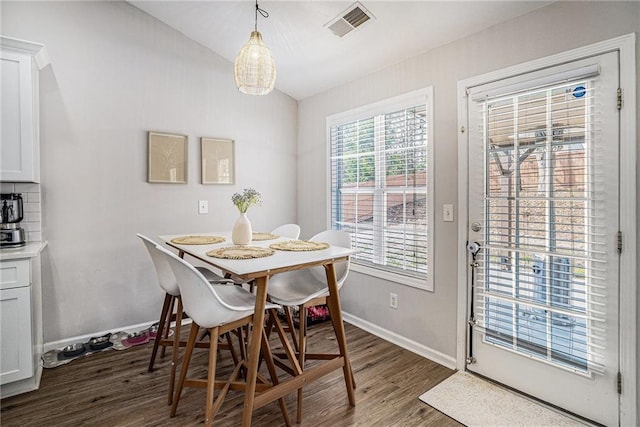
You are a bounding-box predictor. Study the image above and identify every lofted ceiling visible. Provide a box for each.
[129,1,551,100]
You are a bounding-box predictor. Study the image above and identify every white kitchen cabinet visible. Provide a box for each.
[0,36,49,183]
[0,242,46,398]
[0,260,32,385]
[0,286,33,384]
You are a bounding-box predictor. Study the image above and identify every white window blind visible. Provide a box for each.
[473,76,608,374]
[328,91,432,289]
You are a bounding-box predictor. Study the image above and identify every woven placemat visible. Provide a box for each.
[252,232,279,241]
[170,235,225,245]
[269,240,330,251]
[206,246,275,260]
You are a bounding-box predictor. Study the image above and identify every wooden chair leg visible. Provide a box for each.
[264,312,275,340]
[204,326,219,426]
[235,326,248,379]
[149,293,172,372]
[167,297,183,405]
[161,295,177,359]
[267,308,302,375]
[258,313,273,370]
[170,322,199,418]
[224,332,239,366]
[296,304,307,424]
[260,328,291,427]
[284,306,299,352]
[237,327,247,360]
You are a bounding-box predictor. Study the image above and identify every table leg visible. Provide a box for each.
[242,275,268,427]
[325,263,356,406]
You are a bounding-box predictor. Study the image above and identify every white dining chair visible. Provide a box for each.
[153,244,290,425]
[271,223,301,239]
[266,229,353,423]
[243,223,302,296]
[136,234,237,405]
[263,224,301,339]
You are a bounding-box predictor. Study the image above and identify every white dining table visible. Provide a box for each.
[158,232,357,426]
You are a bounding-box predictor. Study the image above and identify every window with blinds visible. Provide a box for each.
[474,77,608,374]
[328,89,433,290]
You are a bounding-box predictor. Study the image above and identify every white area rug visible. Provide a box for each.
[419,371,586,426]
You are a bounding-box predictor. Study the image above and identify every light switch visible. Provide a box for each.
[198,200,209,215]
[443,204,454,222]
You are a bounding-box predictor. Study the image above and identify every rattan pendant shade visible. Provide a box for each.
[234,30,276,95]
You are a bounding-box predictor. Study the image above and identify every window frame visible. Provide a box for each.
[326,87,435,291]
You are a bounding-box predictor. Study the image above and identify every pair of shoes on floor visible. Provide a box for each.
[42,333,114,368]
[42,323,164,368]
[111,323,162,350]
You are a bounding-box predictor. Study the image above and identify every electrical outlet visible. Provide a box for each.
[198,200,209,215]
[389,292,398,309]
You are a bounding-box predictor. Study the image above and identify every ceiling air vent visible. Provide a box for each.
[326,2,374,38]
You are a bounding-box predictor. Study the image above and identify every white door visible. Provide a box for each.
[465,52,620,426]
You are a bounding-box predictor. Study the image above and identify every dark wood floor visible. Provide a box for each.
[1,321,460,426]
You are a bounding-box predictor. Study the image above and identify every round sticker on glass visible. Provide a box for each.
[572,85,586,98]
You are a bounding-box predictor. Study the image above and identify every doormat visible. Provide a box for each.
[419,371,586,426]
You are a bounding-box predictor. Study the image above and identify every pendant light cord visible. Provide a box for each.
[255,0,269,32]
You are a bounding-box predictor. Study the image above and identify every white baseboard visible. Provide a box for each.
[43,319,182,353]
[43,313,456,372]
[342,311,457,370]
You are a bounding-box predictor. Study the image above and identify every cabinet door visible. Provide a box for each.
[0,259,31,290]
[0,49,38,182]
[0,287,33,384]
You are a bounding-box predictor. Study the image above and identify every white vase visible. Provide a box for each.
[232,212,252,245]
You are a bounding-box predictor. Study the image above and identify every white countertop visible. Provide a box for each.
[0,241,48,260]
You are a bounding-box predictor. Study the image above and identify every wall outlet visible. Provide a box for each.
[198,200,208,215]
[389,292,398,309]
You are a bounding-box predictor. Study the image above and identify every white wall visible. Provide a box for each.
[1,1,298,342]
[297,0,639,408]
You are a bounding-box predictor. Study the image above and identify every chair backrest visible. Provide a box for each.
[153,244,252,328]
[271,223,301,239]
[309,229,351,287]
[137,233,180,296]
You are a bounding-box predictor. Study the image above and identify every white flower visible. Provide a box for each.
[232,188,262,213]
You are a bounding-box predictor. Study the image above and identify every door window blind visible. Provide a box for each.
[473,77,608,374]
[329,102,429,282]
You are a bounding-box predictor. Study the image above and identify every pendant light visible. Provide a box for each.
[234,0,276,96]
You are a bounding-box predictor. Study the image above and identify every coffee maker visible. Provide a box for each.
[1,193,26,247]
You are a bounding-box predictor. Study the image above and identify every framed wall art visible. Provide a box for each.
[147,131,188,184]
[201,137,234,184]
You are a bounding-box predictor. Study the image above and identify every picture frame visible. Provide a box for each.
[147,131,188,184]
[201,137,235,184]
